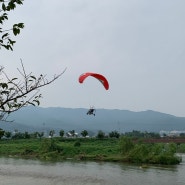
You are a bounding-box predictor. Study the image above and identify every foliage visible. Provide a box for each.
[49,130,55,138]
[119,136,134,154]
[177,144,185,153]
[96,130,105,139]
[119,137,181,165]
[12,131,28,139]
[59,129,64,137]
[24,131,30,139]
[67,130,77,137]
[39,138,62,153]
[81,130,88,137]
[164,143,177,155]
[124,130,160,138]
[0,137,182,165]
[4,131,11,139]
[74,140,81,147]
[0,0,65,121]
[0,138,40,156]
[180,133,185,138]
[0,63,65,121]
[128,143,150,163]
[0,0,24,51]
[109,130,120,138]
[37,132,44,139]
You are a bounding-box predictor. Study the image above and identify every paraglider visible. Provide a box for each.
[78,72,109,116]
[86,106,96,116]
[78,72,109,90]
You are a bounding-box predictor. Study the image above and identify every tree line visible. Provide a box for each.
[0,128,162,140]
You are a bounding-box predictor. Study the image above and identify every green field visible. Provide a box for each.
[0,138,121,161]
[0,137,182,165]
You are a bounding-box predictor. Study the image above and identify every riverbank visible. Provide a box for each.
[0,137,182,165]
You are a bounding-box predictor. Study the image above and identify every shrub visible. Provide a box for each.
[74,141,81,147]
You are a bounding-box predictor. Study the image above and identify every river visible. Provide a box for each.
[0,155,184,185]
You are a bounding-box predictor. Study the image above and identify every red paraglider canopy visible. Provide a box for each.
[79,72,109,90]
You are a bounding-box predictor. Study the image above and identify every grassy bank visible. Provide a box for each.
[0,138,122,161]
[0,137,182,165]
[0,138,121,160]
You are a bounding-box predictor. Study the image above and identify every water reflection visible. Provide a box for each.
[0,157,184,185]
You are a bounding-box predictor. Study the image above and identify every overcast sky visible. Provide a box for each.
[2,0,185,117]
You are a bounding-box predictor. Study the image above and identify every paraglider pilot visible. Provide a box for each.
[87,107,96,116]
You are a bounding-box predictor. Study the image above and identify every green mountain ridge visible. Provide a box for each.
[0,106,184,134]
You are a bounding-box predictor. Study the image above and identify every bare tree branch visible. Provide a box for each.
[0,62,66,121]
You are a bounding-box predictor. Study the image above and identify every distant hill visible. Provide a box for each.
[0,106,185,134]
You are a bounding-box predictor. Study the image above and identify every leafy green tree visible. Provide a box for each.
[4,131,11,139]
[109,130,120,138]
[49,130,55,138]
[37,132,44,139]
[124,130,160,138]
[180,133,185,138]
[59,129,64,138]
[30,132,39,138]
[96,130,105,139]
[12,132,24,139]
[81,130,88,137]
[69,130,75,137]
[24,131,30,139]
[0,1,65,121]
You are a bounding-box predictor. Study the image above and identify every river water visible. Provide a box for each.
[0,155,185,185]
